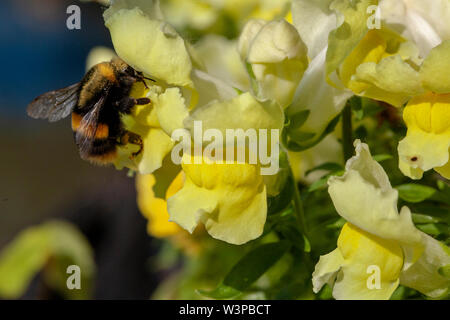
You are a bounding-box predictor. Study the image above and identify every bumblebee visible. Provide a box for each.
[27,58,152,165]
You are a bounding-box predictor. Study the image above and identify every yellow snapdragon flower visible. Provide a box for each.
[238,19,308,108]
[168,154,267,245]
[338,29,423,107]
[103,0,243,174]
[317,0,449,180]
[313,140,450,299]
[104,0,296,246]
[398,41,450,179]
[323,0,424,107]
[136,173,184,238]
[167,93,284,245]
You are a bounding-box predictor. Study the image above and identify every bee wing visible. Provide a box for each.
[27,83,80,122]
[75,95,107,158]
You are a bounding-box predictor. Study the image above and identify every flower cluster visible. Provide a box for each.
[19,0,448,300]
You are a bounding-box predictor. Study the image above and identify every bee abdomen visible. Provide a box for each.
[71,112,119,164]
[81,139,118,165]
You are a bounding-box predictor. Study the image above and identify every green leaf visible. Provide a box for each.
[353,109,364,120]
[288,110,310,129]
[408,203,450,224]
[349,96,363,120]
[430,191,450,206]
[0,221,95,299]
[223,242,291,291]
[308,170,345,193]
[412,213,441,224]
[317,284,334,300]
[305,162,343,176]
[275,223,310,252]
[308,175,330,192]
[285,113,341,152]
[416,223,449,237]
[267,175,294,215]
[361,97,384,116]
[390,286,408,300]
[0,227,50,299]
[274,282,309,300]
[288,131,316,141]
[436,180,446,191]
[326,218,346,229]
[396,184,437,203]
[196,284,241,300]
[372,154,393,162]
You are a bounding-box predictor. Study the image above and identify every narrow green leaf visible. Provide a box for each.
[307,176,330,192]
[396,184,437,203]
[416,223,449,237]
[267,175,293,215]
[285,113,341,152]
[196,284,241,299]
[305,162,343,176]
[288,130,315,141]
[276,224,310,252]
[223,242,291,291]
[373,154,393,162]
[308,170,344,193]
[412,213,441,224]
[288,110,310,129]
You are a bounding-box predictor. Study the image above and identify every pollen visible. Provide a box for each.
[71,113,82,131]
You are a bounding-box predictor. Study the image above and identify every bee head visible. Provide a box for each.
[110,58,135,75]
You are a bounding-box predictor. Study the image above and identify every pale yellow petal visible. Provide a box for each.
[195,35,251,92]
[332,223,403,300]
[136,173,182,238]
[185,92,284,136]
[420,40,450,94]
[328,141,422,247]
[104,6,192,86]
[291,0,337,59]
[400,234,450,298]
[85,46,116,70]
[153,87,189,136]
[312,248,344,293]
[167,155,267,245]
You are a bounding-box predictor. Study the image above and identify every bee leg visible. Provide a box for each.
[140,78,149,89]
[134,71,155,88]
[135,97,151,105]
[139,77,156,89]
[120,131,143,158]
[116,96,151,114]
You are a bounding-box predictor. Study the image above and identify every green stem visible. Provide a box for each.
[342,103,353,161]
[288,165,309,239]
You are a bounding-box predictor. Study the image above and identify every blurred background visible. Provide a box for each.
[0,0,160,299]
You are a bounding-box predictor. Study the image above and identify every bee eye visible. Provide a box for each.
[126,67,135,74]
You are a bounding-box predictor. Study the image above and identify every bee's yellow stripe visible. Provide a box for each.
[86,149,118,165]
[94,124,109,139]
[98,63,116,82]
[72,113,109,139]
[71,113,82,131]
